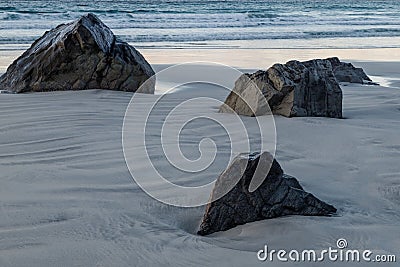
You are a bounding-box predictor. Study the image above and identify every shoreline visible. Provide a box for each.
[2,47,400,74]
[3,47,399,89]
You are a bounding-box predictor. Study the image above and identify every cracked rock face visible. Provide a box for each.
[327,57,372,84]
[220,58,372,118]
[0,13,155,93]
[197,152,336,236]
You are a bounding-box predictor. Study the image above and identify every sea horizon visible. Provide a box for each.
[1,0,400,50]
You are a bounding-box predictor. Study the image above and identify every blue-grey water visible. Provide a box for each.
[1,0,400,49]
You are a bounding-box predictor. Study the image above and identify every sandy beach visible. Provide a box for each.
[0,52,399,265]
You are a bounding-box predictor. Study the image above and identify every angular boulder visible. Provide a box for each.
[0,13,155,93]
[198,152,336,236]
[220,59,343,118]
[327,57,372,84]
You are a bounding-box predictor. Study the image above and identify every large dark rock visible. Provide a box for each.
[327,57,372,84]
[220,58,343,118]
[0,13,155,93]
[198,152,336,236]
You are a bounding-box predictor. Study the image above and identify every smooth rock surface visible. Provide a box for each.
[220,58,343,118]
[198,152,336,236]
[0,13,155,93]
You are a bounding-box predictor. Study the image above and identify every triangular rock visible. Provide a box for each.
[0,13,155,93]
[198,152,336,236]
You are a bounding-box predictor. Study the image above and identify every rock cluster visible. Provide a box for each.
[0,13,155,93]
[198,152,336,236]
[220,58,373,118]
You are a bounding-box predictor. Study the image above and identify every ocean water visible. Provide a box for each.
[1,0,400,49]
